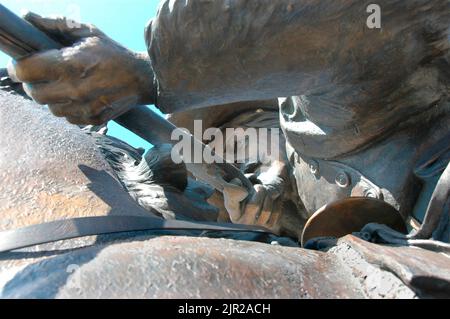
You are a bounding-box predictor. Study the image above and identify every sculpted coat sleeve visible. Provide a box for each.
[145,0,450,114]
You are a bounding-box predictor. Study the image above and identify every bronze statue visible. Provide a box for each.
[0,0,449,298]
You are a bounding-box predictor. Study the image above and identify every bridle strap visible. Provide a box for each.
[0,215,270,253]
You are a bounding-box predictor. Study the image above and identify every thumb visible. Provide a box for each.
[6,60,19,83]
[222,179,248,223]
[23,12,105,45]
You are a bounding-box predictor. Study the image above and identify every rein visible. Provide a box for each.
[0,216,270,253]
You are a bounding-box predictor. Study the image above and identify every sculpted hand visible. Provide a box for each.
[222,160,305,239]
[222,174,285,234]
[8,13,155,125]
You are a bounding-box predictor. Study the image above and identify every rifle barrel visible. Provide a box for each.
[0,4,61,59]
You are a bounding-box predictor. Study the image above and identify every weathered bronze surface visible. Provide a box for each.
[0,0,449,299]
[0,236,418,299]
[333,236,450,298]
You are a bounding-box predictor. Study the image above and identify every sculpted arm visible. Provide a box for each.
[147,0,449,113]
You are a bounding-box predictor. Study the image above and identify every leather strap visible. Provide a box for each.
[0,216,270,253]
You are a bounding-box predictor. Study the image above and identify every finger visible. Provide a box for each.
[228,178,249,201]
[222,182,248,223]
[207,192,230,223]
[265,200,283,230]
[264,183,282,200]
[65,115,85,125]
[13,50,62,83]
[257,193,275,226]
[24,12,104,44]
[22,82,75,105]
[239,184,266,225]
[6,61,20,83]
[86,111,113,126]
[65,114,103,126]
[48,101,105,119]
[50,93,134,124]
[47,101,72,117]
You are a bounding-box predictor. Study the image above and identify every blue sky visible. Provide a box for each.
[0,0,162,150]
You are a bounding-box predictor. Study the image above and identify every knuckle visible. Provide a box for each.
[89,103,104,117]
[68,89,84,103]
[73,102,99,120]
[22,83,43,104]
[48,105,65,117]
[66,117,82,125]
[72,102,96,119]
[30,93,46,105]
[73,103,87,116]
[13,63,27,82]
